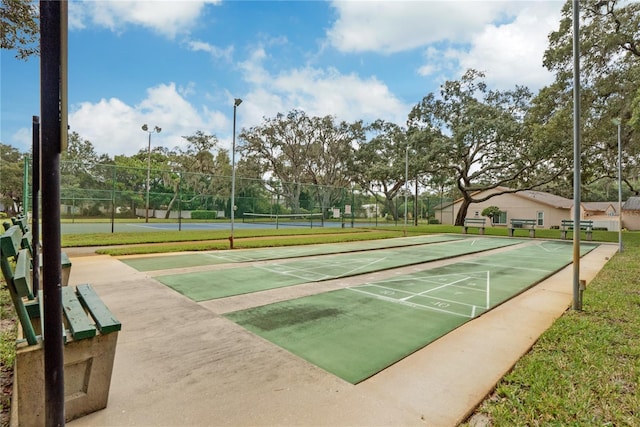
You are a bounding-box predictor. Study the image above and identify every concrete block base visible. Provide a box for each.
[12,331,118,426]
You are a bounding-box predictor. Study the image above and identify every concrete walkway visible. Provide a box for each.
[65,243,617,427]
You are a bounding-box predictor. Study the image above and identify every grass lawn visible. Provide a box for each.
[1,225,639,425]
[60,223,620,255]
[464,231,640,425]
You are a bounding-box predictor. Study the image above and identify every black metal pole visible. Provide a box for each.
[32,116,41,295]
[40,1,66,425]
[414,179,418,226]
[572,0,582,311]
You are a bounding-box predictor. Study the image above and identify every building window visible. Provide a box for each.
[494,211,507,225]
[537,211,544,226]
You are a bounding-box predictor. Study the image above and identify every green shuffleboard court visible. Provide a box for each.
[225,241,598,384]
[156,237,523,301]
[121,234,465,272]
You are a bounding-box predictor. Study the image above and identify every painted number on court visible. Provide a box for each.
[432,301,450,308]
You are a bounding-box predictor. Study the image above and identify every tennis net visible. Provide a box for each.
[242,213,324,228]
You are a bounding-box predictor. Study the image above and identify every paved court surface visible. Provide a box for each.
[153,237,521,301]
[62,239,617,427]
[120,234,465,271]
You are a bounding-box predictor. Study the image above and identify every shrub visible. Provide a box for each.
[191,210,218,220]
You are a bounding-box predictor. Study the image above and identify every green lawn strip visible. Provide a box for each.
[0,281,17,418]
[156,237,523,301]
[466,237,640,426]
[62,226,378,247]
[225,241,598,384]
[95,230,403,255]
[121,234,466,271]
[61,223,622,254]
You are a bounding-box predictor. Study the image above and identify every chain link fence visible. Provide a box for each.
[23,161,453,231]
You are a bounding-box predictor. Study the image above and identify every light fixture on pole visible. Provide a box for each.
[230,98,242,249]
[142,124,161,223]
[612,118,623,253]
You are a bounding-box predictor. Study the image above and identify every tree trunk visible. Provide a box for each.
[455,198,472,226]
[164,191,178,219]
[385,195,397,221]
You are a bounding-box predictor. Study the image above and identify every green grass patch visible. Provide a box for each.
[95,230,402,255]
[465,232,640,425]
[0,281,17,420]
[62,226,389,247]
[64,223,622,254]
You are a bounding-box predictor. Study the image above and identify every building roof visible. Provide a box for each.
[623,196,640,211]
[434,186,620,212]
[512,189,573,209]
[582,202,616,213]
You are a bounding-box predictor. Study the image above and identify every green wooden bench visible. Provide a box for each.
[560,219,593,241]
[11,214,29,233]
[4,217,72,286]
[1,224,121,344]
[1,225,121,423]
[508,218,537,238]
[463,217,486,235]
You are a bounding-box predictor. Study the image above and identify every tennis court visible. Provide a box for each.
[61,216,382,234]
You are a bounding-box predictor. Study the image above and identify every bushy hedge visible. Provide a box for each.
[191,210,219,219]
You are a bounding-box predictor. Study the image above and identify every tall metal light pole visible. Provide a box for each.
[571,0,582,311]
[142,124,161,223]
[404,144,409,227]
[613,118,623,253]
[230,98,242,249]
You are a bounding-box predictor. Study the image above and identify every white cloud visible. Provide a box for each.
[69,0,221,38]
[68,83,225,156]
[453,4,562,90]
[238,50,409,129]
[328,1,562,92]
[8,128,32,153]
[327,1,519,54]
[187,40,234,60]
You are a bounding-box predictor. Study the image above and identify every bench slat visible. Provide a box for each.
[561,220,593,230]
[61,286,97,340]
[37,290,68,344]
[510,219,536,227]
[0,249,38,345]
[464,218,486,224]
[13,249,33,299]
[0,225,22,258]
[11,216,29,233]
[76,284,122,334]
[21,231,33,255]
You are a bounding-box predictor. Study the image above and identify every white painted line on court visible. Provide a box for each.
[346,287,472,318]
[459,261,553,273]
[409,293,483,310]
[486,271,490,309]
[252,264,332,281]
[334,256,389,278]
[360,284,419,298]
[406,277,471,299]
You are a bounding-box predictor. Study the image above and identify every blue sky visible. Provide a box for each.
[1,0,564,158]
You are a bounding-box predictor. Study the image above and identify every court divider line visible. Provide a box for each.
[346,287,472,318]
[127,234,469,274]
